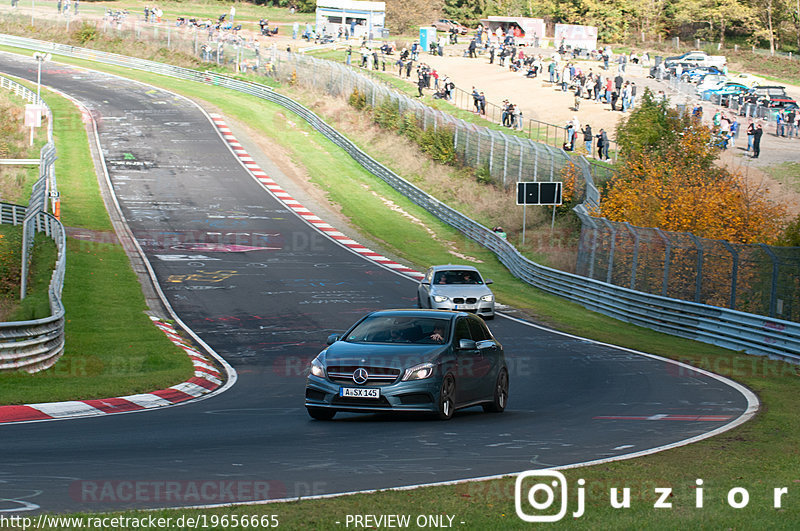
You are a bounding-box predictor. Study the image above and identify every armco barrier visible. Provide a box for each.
[2,35,799,362]
[0,203,66,372]
[0,75,66,373]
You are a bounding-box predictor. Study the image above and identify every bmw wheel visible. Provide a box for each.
[483,368,508,413]
[307,407,336,421]
[437,374,456,420]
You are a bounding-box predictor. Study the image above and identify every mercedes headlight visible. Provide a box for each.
[480,294,494,302]
[432,295,449,303]
[402,362,435,381]
[310,354,326,378]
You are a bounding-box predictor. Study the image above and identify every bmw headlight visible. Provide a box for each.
[310,354,326,378]
[402,362,435,381]
[480,294,494,302]
[432,295,449,303]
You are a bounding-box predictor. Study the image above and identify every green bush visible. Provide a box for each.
[373,99,401,130]
[419,127,456,165]
[73,22,98,44]
[348,88,366,110]
[777,214,800,246]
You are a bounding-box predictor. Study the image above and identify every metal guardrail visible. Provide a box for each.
[0,203,66,373]
[0,74,66,373]
[2,34,798,361]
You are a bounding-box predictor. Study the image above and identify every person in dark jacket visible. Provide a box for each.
[596,129,609,160]
[582,124,593,155]
[752,123,763,158]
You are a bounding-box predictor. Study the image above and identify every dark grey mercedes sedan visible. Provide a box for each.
[305,309,508,420]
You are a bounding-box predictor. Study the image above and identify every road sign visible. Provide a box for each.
[516,181,562,206]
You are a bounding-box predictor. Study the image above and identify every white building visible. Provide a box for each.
[554,24,598,51]
[315,0,386,39]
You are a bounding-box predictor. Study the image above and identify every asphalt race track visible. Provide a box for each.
[0,52,754,514]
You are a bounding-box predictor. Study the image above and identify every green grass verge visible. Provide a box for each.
[763,161,800,195]
[0,47,798,527]
[0,238,192,404]
[44,0,315,26]
[0,74,192,403]
[7,232,57,322]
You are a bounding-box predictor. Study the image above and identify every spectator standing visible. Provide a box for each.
[610,89,619,111]
[478,92,486,115]
[730,116,740,148]
[594,75,602,102]
[752,123,763,158]
[582,124,593,155]
[74,0,79,14]
[597,128,610,160]
[788,109,797,137]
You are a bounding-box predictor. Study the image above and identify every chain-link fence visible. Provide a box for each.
[263,51,603,203]
[574,206,800,321]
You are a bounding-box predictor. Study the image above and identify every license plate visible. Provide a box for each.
[339,387,380,399]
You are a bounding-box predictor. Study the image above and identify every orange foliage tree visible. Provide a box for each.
[598,92,786,244]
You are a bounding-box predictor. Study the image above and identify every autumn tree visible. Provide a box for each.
[386,0,444,34]
[599,90,786,244]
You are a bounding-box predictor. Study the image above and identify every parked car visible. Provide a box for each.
[417,265,495,320]
[749,85,799,109]
[695,76,728,95]
[703,82,750,98]
[305,309,508,420]
[432,19,468,35]
[665,50,726,69]
[681,66,723,83]
[728,72,766,88]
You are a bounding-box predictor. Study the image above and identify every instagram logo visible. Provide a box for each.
[515,471,585,522]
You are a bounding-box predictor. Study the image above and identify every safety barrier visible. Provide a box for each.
[0,74,66,373]
[1,34,798,362]
[0,203,66,372]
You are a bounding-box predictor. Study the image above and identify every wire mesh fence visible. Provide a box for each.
[574,206,800,322]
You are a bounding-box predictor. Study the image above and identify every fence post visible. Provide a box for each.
[488,133,495,175]
[690,233,703,303]
[624,222,640,291]
[759,244,780,317]
[602,219,617,284]
[721,241,739,310]
[655,228,671,298]
[501,135,508,188]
